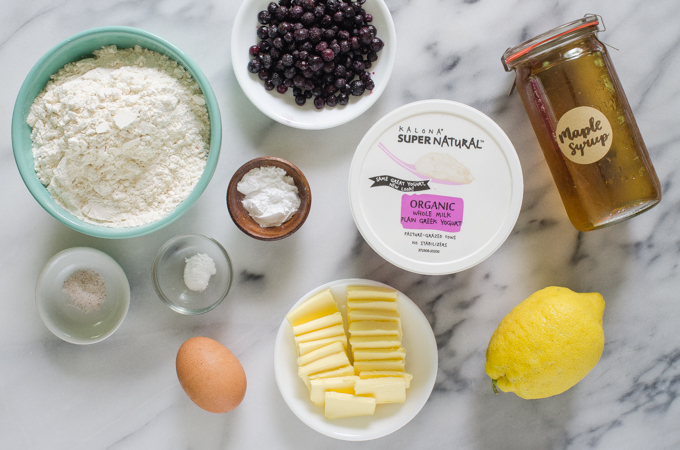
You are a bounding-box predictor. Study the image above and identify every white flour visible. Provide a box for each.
[27,45,211,227]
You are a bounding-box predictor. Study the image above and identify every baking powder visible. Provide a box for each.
[28,45,210,227]
[236,166,301,227]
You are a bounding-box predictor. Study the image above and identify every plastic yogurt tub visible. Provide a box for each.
[349,100,523,275]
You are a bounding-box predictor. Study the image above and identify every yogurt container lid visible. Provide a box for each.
[349,100,523,275]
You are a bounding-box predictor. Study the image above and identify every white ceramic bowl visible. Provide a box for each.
[274,278,438,441]
[231,0,397,130]
[36,247,130,344]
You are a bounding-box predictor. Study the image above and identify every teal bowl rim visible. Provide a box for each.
[11,26,222,239]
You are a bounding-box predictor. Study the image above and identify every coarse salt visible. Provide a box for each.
[62,269,107,312]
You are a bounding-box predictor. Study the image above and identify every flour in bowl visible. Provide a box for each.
[27,45,211,227]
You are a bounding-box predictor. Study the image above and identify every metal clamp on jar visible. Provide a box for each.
[502,15,661,231]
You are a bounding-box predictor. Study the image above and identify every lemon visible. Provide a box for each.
[485,286,605,399]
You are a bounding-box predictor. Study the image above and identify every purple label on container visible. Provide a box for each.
[400,194,464,232]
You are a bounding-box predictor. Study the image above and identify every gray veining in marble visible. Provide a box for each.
[1,0,679,449]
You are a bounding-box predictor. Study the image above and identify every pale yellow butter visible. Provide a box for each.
[324,392,376,419]
[349,335,402,349]
[298,351,350,378]
[297,335,348,356]
[347,299,399,312]
[294,324,345,345]
[353,359,406,372]
[309,376,359,406]
[297,341,345,367]
[347,285,398,301]
[348,309,400,322]
[292,312,343,336]
[359,371,413,389]
[286,289,338,327]
[354,377,406,404]
[353,347,406,361]
[348,321,402,338]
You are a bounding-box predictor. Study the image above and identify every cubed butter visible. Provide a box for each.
[324,392,376,419]
[348,309,400,323]
[359,371,413,389]
[354,377,406,404]
[353,359,405,372]
[297,341,345,367]
[298,351,350,378]
[347,299,399,312]
[294,324,345,345]
[347,285,398,301]
[286,289,338,327]
[292,312,343,336]
[302,365,355,389]
[348,321,402,338]
[309,376,359,406]
[349,336,402,350]
[353,347,406,361]
[298,335,347,356]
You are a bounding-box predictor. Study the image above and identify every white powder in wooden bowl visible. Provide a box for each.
[62,269,107,312]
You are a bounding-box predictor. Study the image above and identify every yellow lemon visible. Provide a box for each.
[485,286,605,399]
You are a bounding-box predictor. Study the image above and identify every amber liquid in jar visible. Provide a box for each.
[512,32,661,231]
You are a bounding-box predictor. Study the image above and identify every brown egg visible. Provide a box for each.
[176,336,247,413]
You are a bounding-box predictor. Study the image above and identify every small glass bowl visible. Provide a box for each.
[36,247,130,344]
[152,234,233,315]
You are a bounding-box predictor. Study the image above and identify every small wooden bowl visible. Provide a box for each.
[227,157,312,241]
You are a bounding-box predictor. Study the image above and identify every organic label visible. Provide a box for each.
[555,106,613,164]
[400,194,463,233]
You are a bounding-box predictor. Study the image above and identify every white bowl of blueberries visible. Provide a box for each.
[232,0,396,130]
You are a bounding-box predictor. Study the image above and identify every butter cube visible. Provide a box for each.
[309,376,359,406]
[347,285,398,301]
[297,335,347,356]
[297,341,345,367]
[294,324,345,345]
[348,309,400,323]
[353,347,406,361]
[354,377,406,404]
[286,289,338,327]
[298,351,350,378]
[303,365,355,389]
[348,321,402,339]
[359,371,413,389]
[347,299,399,312]
[324,392,376,419]
[292,312,343,336]
[349,336,402,350]
[353,359,405,372]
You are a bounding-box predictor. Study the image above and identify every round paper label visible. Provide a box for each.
[555,106,613,165]
[349,100,524,275]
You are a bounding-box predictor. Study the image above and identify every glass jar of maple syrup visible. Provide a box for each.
[502,15,661,231]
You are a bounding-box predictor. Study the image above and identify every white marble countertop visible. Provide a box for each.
[2,0,679,449]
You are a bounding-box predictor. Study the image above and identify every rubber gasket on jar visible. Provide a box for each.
[348,100,524,275]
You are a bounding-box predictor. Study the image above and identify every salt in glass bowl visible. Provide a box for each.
[12,26,222,239]
[36,247,130,345]
[152,234,233,315]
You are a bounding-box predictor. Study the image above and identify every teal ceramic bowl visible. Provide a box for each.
[12,27,222,239]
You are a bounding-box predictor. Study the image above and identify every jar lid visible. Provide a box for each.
[502,15,601,71]
[348,100,523,275]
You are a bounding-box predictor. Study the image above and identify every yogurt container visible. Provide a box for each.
[349,100,523,275]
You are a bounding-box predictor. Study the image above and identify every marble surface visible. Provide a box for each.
[1,0,679,448]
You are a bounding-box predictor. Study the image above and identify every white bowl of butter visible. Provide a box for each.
[273,279,437,441]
